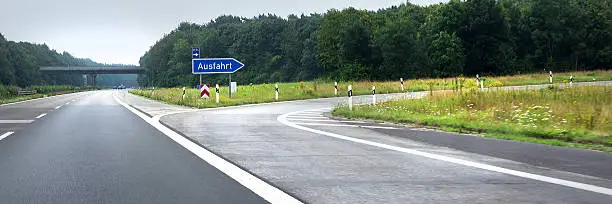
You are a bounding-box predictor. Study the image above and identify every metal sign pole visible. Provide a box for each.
[229,74,232,98]
[199,74,202,85]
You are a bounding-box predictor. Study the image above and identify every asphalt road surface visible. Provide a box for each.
[1,83,611,204]
[0,91,267,203]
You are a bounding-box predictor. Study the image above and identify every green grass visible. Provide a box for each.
[0,85,83,105]
[333,85,612,152]
[130,70,612,109]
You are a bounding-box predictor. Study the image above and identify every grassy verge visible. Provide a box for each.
[0,85,83,105]
[333,85,612,152]
[130,70,612,108]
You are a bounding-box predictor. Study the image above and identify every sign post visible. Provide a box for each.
[192,57,245,99]
[192,48,201,85]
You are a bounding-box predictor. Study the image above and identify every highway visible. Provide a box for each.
[0,91,266,203]
[0,89,611,203]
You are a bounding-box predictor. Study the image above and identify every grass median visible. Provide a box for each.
[333,85,612,152]
[130,70,612,108]
[0,85,84,105]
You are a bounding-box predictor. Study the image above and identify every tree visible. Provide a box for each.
[428,31,465,77]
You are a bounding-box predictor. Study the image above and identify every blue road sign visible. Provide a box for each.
[192,58,245,74]
[192,48,200,59]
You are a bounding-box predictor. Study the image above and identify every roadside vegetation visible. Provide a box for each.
[333,85,612,152]
[130,70,611,109]
[0,85,82,105]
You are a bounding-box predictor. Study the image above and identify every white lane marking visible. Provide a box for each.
[55,105,62,110]
[286,116,328,119]
[278,109,612,196]
[113,95,303,204]
[35,113,47,119]
[0,120,34,124]
[65,102,71,105]
[293,122,398,130]
[0,132,14,141]
[287,118,368,123]
[290,113,323,116]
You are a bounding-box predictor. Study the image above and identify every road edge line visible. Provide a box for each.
[278,109,612,196]
[0,132,14,141]
[113,95,304,204]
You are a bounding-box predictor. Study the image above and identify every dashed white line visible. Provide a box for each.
[278,109,612,196]
[0,132,14,141]
[0,120,34,124]
[35,113,47,119]
[65,102,71,105]
[113,95,303,204]
[55,105,62,110]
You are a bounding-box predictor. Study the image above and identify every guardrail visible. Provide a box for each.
[17,90,37,95]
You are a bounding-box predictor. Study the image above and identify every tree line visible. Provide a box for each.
[0,33,138,87]
[136,0,609,87]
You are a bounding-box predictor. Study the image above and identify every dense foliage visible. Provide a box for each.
[0,33,137,87]
[137,0,611,87]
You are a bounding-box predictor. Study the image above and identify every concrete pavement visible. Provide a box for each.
[146,84,612,203]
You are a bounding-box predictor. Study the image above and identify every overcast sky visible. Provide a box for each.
[0,0,445,65]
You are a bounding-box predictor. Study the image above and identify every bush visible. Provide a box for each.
[0,85,20,98]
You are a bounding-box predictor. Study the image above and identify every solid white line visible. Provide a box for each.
[293,122,398,130]
[113,95,302,204]
[286,116,328,119]
[0,132,14,141]
[55,105,62,110]
[0,120,34,124]
[287,118,368,123]
[278,110,612,196]
[35,113,47,119]
[290,113,323,116]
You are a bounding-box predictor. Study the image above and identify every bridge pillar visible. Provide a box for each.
[92,74,97,90]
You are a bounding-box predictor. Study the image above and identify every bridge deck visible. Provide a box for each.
[40,66,144,74]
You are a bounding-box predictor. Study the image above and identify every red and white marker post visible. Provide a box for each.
[199,84,210,99]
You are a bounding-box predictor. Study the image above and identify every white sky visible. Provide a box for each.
[0,0,445,65]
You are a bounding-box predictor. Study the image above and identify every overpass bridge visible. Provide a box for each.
[40,66,145,88]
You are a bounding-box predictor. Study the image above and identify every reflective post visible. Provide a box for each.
[348,85,353,111]
[334,82,338,96]
[549,71,553,84]
[400,78,404,91]
[372,85,376,105]
[275,83,279,101]
[215,84,220,103]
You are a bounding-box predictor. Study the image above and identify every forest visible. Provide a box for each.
[0,33,136,88]
[138,0,612,87]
